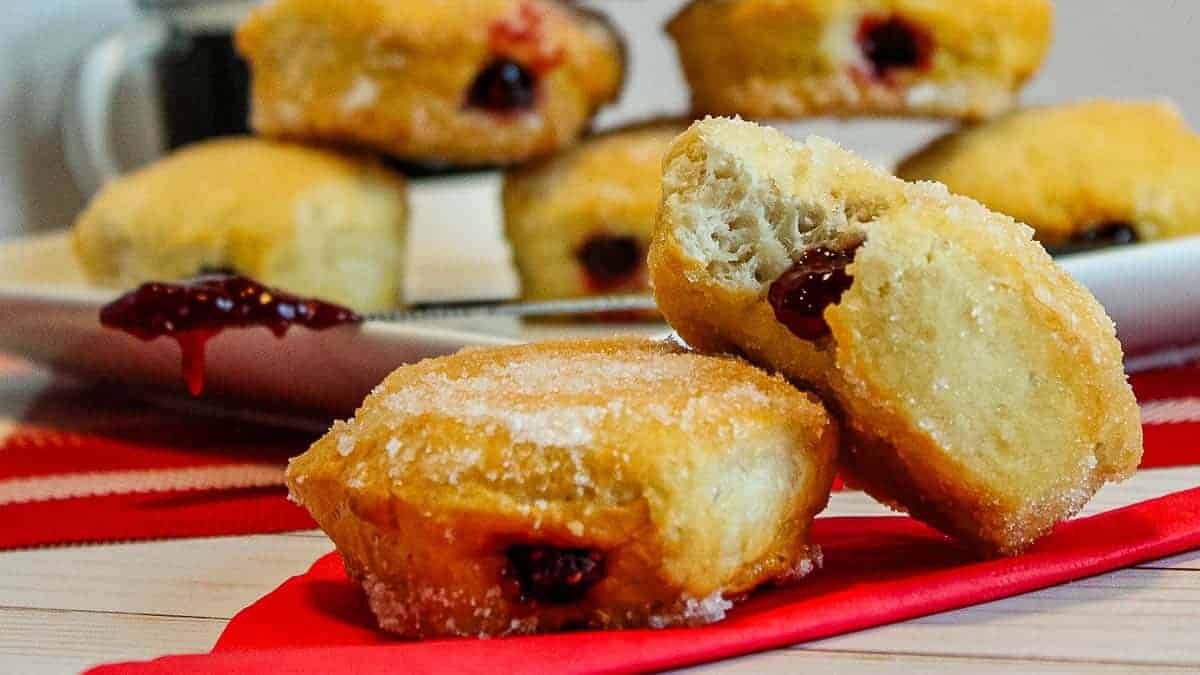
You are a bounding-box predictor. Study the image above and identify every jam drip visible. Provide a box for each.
[1046,222,1138,256]
[506,545,605,605]
[99,275,361,396]
[768,246,860,340]
[857,15,933,79]
[576,234,643,291]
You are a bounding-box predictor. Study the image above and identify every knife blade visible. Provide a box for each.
[363,294,658,322]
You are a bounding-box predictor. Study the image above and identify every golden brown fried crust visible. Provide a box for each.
[236,0,625,165]
[896,100,1200,244]
[287,337,838,637]
[649,118,1142,557]
[502,121,689,307]
[71,137,408,312]
[667,0,1052,120]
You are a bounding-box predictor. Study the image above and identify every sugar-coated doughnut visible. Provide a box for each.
[286,338,838,637]
[667,0,1052,120]
[72,137,407,312]
[897,100,1200,251]
[502,122,687,309]
[236,0,624,166]
[649,117,1142,556]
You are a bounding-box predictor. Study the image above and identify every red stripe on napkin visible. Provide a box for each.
[0,422,316,550]
[1142,422,1200,469]
[1,425,299,480]
[0,372,317,550]
[88,487,1200,675]
[1,486,313,550]
[1130,359,1200,401]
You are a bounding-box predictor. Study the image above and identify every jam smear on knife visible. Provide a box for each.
[99,274,360,396]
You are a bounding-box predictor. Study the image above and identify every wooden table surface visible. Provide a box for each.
[2,459,1197,674]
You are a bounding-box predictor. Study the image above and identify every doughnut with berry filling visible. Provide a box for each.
[502,122,687,310]
[648,117,1142,556]
[286,338,837,637]
[667,0,1052,120]
[236,0,625,166]
[72,137,407,312]
[897,100,1200,253]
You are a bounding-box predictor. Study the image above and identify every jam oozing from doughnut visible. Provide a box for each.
[506,545,605,604]
[768,245,860,340]
[576,235,643,291]
[466,59,538,112]
[1046,222,1139,256]
[489,1,565,74]
[857,15,933,78]
[100,275,360,396]
[469,1,565,114]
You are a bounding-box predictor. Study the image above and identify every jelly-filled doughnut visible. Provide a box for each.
[667,0,1052,120]
[897,100,1200,251]
[236,0,624,166]
[286,338,837,637]
[502,122,687,310]
[649,117,1142,556]
[72,137,408,312]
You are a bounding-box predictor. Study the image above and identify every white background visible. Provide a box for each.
[1,0,1197,238]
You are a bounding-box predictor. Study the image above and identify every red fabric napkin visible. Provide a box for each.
[89,487,1200,675]
[1131,358,1200,468]
[0,364,314,550]
[2,353,1196,550]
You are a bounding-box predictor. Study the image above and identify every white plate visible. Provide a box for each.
[0,169,669,418]
[3,216,1199,419]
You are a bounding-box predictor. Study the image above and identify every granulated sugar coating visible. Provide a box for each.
[286,337,838,638]
[649,117,1143,557]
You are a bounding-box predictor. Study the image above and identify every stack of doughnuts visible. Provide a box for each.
[73,0,1197,313]
[72,0,630,311]
[287,118,1143,638]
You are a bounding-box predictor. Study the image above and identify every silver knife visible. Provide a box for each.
[363,294,659,322]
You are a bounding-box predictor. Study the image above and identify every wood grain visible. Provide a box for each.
[0,608,222,674]
[0,535,330,619]
[686,649,1200,673]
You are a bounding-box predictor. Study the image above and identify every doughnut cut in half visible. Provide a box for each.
[649,117,1142,556]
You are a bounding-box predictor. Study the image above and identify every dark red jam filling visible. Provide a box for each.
[505,545,605,605]
[1046,222,1139,256]
[99,275,360,396]
[856,15,933,78]
[465,58,538,113]
[576,235,643,291]
[768,246,860,340]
